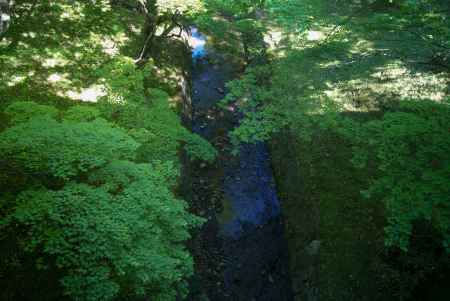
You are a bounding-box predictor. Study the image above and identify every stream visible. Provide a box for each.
[185,28,294,300]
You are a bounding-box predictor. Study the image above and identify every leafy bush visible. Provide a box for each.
[1,0,210,299]
[350,100,450,252]
[0,101,204,300]
[98,57,149,104]
[64,105,101,122]
[101,88,217,164]
[0,116,139,179]
[218,0,450,255]
[5,101,59,124]
[8,168,202,301]
[98,56,217,164]
[183,133,218,163]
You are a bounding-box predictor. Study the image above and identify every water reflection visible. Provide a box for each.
[189,27,293,300]
[189,27,207,59]
[220,142,281,238]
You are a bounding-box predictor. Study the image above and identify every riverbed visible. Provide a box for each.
[185,27,294,301]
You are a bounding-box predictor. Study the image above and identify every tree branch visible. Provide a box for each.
[135,9,186,64]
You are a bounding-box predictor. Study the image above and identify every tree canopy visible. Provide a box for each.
[0,1,215,300]
[220,0,450,253]
[0,0,449,300]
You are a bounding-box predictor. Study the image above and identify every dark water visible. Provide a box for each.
[187,28,293,301]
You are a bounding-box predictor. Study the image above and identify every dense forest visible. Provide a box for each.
[0,0,449,300]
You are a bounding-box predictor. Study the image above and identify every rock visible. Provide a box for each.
[305,240,321,256]
[255,8,266,20]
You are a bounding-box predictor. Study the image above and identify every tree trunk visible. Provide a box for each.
[0,0,11,37]
[136,0,158,63]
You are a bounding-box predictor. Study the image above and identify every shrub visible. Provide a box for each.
[98,57,149,104]
[0,102,204,300]
[9,169,202,300]
[5,101,59,124]
[0,116,139,179]
[183,133,218,163]
[64,105,101,122]
[351,100,450,252]
[101,88,217,164]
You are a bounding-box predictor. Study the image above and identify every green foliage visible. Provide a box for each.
[97,55,217,164]
[198,0,450,298]
[221,65,286,144]
[5,101,59,124]
[184,134,218,163]
[196,0,268,61]
[1,1,212,299]
[265,0,321,33]
[0,115,139,179]
[8,169,202,301]
[155,0,204,15]
[64,105,101,122]
[200,0,250,17]
[101,87,217,164]
[350,100,450,251]
[223,0,450,253]
[98,57,149,104]
[0,0,144,100]
[0,101,204,300]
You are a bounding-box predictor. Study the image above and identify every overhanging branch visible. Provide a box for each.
[135,8,186,64]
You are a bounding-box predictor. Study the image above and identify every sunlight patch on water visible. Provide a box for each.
[189,27,207,59]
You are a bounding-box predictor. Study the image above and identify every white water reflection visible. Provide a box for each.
[189,27,207,59]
